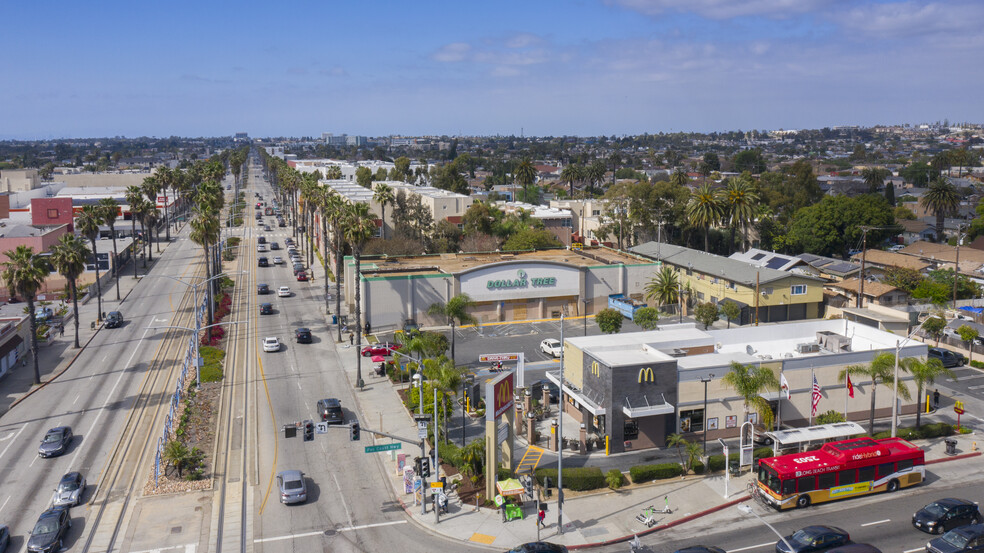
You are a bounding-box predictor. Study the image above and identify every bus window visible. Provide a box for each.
[858,466,875,482]
[818,473,836,489]
[782,479,796,495]
[838,469,856,485]
[759,466,780,493]
[898,459,914,471]
[878,462,894,478]
[797,476,816,492]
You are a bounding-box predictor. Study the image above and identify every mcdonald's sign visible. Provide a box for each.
[638,367,655,383]
[492,373,514,419]
[590,361,600,377]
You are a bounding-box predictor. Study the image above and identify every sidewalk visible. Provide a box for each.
[322,293,984,550]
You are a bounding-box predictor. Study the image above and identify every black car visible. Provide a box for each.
[927,524,984,553]
[278,220,286,227]
[257,283,270,295]
[284,238,294,246]
[258,236,266,244]
[293,264,305,275]
[0,525,9,553]
[914,499,983,534]
[317,398,343,424]
[270,242,280,250]
[929,347,966,368]
[825,546,881,553]
[258,257,269,267]
[27,506,71,553]
[295,328,312,343]
[104,311,124,328]
[264,225,271,231]
[38,427,73,458]
[259,303,273,315]
[506,543,568,553]
[776,526,850,553]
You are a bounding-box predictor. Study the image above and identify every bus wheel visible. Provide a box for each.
[796,495,811,508]
[887,479,900,492]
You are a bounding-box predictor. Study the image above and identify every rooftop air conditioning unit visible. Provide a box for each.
[797,342,820,354]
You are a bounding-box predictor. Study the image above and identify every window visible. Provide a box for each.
[679,408,704,432]
[818,473,836,489]
[838,469,856,485]
[858,466,875,482]
[791,285,807,295]
[877,462,894,478]
[898,459,914,471]
[797,476,816,493]
[623,420,639,440]
[47,208,59,218]
[764,287,773,295]
[727,280,736,290]
[697,292,705,300]
[782,479,796,495]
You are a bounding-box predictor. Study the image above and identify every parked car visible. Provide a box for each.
[278,286,291,297]
[928,347,966,368]
[259,303,273,315]
[27,507,71,553]
[284,237,294,246]
[361,342,401,357]
[927,524,984,553]
[775,525,850,553]
[276,470,307,504]
[264,225,271,232]
[402,318,420,336]
[506,543,569,553]
[35,306,54,323]
[258,257,269,267]
[292,264,305,275]
[317,398,344,423]
[257,283,270,295]
[296,271,308,282]
[674,548,726,553]
[38,427,73,458]
[295,328,312,343]
[257,236,266,244]
[51,472,86,507]
[0,525,8,553]
[914,499,983,534]
[824,545,881,553]
[539,338,562,358]
[104,311,124,329]
[263,337,281,352]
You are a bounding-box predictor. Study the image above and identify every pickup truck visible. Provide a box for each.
[608,294,646,319]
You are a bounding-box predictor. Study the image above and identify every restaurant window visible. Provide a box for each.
[623,420,639,440]
[679,408,704,433]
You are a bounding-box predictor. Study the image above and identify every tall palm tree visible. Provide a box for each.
[373,183,395,240]
[722,175,759,253]
[839,352,911,435]
[189,202,220,339]
[75,205,105,319]
[686,183,723,253]
[427,293,477,364]
[49,234,89,349]
[97,197,122,301]
[324,194,347,342]
[141,176,160,248]
[721,361,779,430]
[154,165,174,241]
[142,203,160,257]
[902,356,953,428]
[124,186,144,278]
[344,202,377,388]
[921,178,959,243]
[861,167,891,194]
[670,168,689,188]
[514,158,537,203]
[2,246,49,384]
[586,161,606,198]
[422,355,465,443]
[644,266,680,309]
[560,163,583,199]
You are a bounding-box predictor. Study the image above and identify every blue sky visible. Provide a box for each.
[3,0,981,139]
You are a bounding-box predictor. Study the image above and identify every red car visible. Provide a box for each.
[296,271,308,281]
[361,342,402,357]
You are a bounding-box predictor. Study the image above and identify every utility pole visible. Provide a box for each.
[557,314,564,533]
[857,226,869,309]
[954,224,964,308]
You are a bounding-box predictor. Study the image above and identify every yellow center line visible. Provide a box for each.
[254,186,280,516]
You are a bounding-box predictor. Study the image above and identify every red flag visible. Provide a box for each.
[847,374,855,399]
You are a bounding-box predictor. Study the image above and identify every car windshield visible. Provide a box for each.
[59,479,80,492]
[942,532,971,549]
[33,517,58,535]
[284,479,303,490]
[923,502,948,517]
[789,529,820,546]
[44,432,63,443]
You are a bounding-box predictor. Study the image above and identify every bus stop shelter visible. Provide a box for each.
[764,422,867,455]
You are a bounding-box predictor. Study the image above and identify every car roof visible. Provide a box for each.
[60,471,82,482]
[264,337,278,341]
[320,398,341,406]
[47,426,69,434]
[946,524,984,538]
[278,469,303,480]
[825,544,882,553]
[934,498,974,507]
[296,327,311,333]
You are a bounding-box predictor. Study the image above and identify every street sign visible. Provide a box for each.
[418,428,428,439]
[315,422,328,434]
[430,482,444,488]
[413,414,433,422]
[364,443,403,453]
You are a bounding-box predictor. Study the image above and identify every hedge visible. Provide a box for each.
[534,467,606,491]
[691,460,705,474]
[873,423,954,440]
[629,463,683,483]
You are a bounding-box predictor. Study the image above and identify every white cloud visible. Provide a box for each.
[505,33,542,49]
[839,1,984,38]
[606,0,836,19]
[432,42,471,62]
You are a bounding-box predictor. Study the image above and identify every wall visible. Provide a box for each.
[364,273,447,330]
[31,198,74,230]
[458,261,580,303]
[59,173,148,189]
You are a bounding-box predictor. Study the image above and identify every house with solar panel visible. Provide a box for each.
[631,242,824,326]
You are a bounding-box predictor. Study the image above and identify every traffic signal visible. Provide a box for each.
[303,420,314,442]
[349,421,360,441]
[523,475,534,497]
[420,457,431,478]
[414,457,422,475]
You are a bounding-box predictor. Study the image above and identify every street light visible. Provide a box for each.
[892,316,933,437]
[413,372,423,416]
[737,504,794,552]
[700,375,713,454]
[581,298,589,336]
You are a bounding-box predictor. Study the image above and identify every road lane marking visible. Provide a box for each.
[73,394,81,405]
[130,544,197,553]
[861,519,890,526]
[904,549,924,553]
[0,495,9,514]
[30,453,40,467]
[728,543,774,553]
[254,521,408,543]
[332,472,354,529]
[0,425,26,461]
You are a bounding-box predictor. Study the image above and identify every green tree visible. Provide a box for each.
[49,234,89,349]
[163,439,190,477]
[1,245,49,384]
[422,355,466,442]
[595,308,623,334]
[514,158,537,202]
[427,293,477,364]
[502,228,561,251]
[694,302,719,329]
[75,205,105,319]
[560,163,584,199]
[666,433,687,466]
[633,306,660,330]
[732,149,766,174]
[373,182,395,240]
[721,300,741,328]
[355,166,372,187]
[922,316,947,345]
[816,410,846,425]
[721,361,779,430]
[686,183,723,252]
[882,267,923,294]
[902,356,953,428]
[957,324,979,365]
[686,441,704,468]
[394,156,411,182]
[921,178,959,243]
[786,195,894,257]
[124,186,145,278]
[98,197,122,301]
[861,167,891,194]
[722,174,759,252]
[644,266,680,310]
[839,353,911,435]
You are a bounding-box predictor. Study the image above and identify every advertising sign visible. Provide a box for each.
[480,353,520,363]
[487,371,515,421]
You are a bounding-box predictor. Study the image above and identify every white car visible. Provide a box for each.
[278,286,291,297]
[263,337,281,352]
[257,244,268,253]
[273,256,284,264]
[540,338,562,358]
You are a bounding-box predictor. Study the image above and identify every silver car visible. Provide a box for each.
[51,472,86,507]
[277,470,307,504]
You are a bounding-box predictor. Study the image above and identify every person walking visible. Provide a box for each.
[364,321,371,336]
[537,507,546,528]
[349,332,354,346]
[934,389,941,409]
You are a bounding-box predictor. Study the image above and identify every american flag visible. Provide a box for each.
[811,374,822,416]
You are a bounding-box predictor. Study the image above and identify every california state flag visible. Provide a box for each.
[780,373,790,400]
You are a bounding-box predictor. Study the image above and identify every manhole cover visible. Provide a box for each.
[323,529,337,537]
[171,527,182,534]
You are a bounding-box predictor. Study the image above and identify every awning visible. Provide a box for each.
[759,391,783,401]
[496,478,524,496]
[544,371,606,416]
[0,335,23,358]
[622,395,675,418]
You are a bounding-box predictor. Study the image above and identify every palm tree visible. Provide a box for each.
[586,161,606,198]
[344,202,377,388]
[721,361,779,430]
[189,199,220,337]
[422,355,465,442]
[514,158,537,203]
[124,186,144,278]
[921,178,959,243]
[141,176,161,248]
[75,205,104,319]
[644,266,680,310]
[861,167,891,194]
[49,234,89,349]
[142,203,160,258]
[839,353,911,435]
[902,357,953,428]
[2,246,49,384]
[154,166,174,241]
[666,433,687,466]
[686,183,723,253]
[722,175,759,253]
[560,164,583,199]
[98,198,122,301]
[427,293,477,364]
[373,183,395,240]
[670,168,689,188]
[323,193,347,342]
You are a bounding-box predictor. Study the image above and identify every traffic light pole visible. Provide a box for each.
[357,425,428,515]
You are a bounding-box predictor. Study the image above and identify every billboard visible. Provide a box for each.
[486,371,514,421]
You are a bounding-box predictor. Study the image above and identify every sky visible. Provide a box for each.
[3,0,982,139]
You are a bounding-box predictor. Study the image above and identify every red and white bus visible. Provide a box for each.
[754,436,925,510]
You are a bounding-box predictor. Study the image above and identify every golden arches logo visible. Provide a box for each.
[638,367,655,383]
[497,379,513,406]
[591,361,600,377]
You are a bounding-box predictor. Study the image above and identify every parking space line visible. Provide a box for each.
[861,519,890,526]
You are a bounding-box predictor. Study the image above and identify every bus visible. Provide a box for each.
[754,436,924,510]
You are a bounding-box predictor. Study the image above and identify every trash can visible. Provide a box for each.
[332,315,337,324]
[945,438,958,456]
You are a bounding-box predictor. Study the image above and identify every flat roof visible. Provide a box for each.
[632,241,823,286]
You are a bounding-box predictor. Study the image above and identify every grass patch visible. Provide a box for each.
[199,346,225,382]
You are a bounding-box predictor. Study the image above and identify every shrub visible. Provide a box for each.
[691,460,705,474]
[629,463,683,483]
[920,423,954,438]
[971,360,984,370]
[606,469,624,489]
[707,452,740,472]
[534,467,606,491]
[754,447,775,460]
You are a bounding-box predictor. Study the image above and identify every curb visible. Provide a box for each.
[927,451,981,464]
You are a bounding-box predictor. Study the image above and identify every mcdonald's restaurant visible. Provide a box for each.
[549,319,925,454]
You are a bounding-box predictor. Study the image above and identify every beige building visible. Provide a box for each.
[0,169,40,192]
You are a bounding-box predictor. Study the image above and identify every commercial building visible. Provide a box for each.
[548,319,924,453]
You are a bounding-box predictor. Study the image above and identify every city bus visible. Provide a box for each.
[754,436,925,510]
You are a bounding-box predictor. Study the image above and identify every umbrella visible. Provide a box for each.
[496,478,524,496]
[371,355,386,363]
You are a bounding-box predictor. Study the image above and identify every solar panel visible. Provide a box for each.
[751,253,766,261]
[765,258,789,270]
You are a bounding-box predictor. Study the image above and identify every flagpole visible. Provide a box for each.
[777,367,783,430]
[810,367,815,427]
[844,373,849,420]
